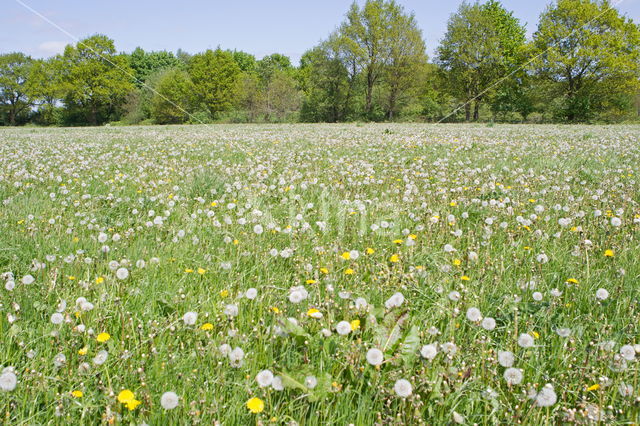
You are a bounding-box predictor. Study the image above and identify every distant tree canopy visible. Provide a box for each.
[1,0,639,126]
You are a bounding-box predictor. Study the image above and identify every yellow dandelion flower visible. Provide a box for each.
[71,390,83,398]
[95,276,104,284]
[461,275,470,281]
[200,323,214,331]
[341,252,351,260]
[96,333,110,343]
[453,259,461,266]
[185,268,194,273]
[220,289,229,298]
[393,239,403,245]
[306,279,316,284]
[307,308,322,318]
[271,307,281,314]
[344,268,355,275]
[197,267,206,275]
[78,346,88,356]
[586,384,600,391]
[319,267,329,274]
[604,249,614,258]
[566,278,579,284]
[350,319,360,331]
[389,254,400,263]
[366,248,375,254]
[246,397,264,414]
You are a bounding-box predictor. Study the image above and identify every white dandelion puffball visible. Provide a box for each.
[0,370,17,391]
[183,311,198,325]
[366,348,384,366]
[611,217,622,227]
[498,351,515,367]
[596,288,609,300]
[305,375,318,389]
[160,391,179,410]
[535,385,557,407]
[93,350,108,365]
[394,379,412,398]
[224,304,239,317]
[115,267,129,280]
[256,370,274,387]
[336,321,351,336]
[481,317,496,331]
[385,292,404,309]
[22,275,35,285]
[518,333,534,348]
[253,224,264,235]
[272,376,284,391]
[503,367,523,385]
[466,307,482,322]
[420,344,438,360]
[245,288,258,300]
[620,345,636,361]
[50,313,64,325]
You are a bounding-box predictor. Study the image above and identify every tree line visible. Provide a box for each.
[1,0,639,126]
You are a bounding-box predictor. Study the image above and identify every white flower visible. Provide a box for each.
[466,307,482,322]
[503,367,523,385]
[532,292,543,301]
[21,275,34,285]
[183,311,198,325]
[420,344,438,360]
[385,292,404,309]
[336,321,351,336]
[448,291,461,302]
[611,217,622,227]
[50,313,64,325]
[53,352,66,368]
[444,244,456,253]
[535,384,557,407]
[481,317,496,331]
[253,224,264,234]
[394,379,412,398]
[272,376,284,391]
[245,288,258,299]
[0,370,17,391]
[256,370,274,387]
[93,350,108,365]
[354,297,368,309]
[556,328,571,338]
[366,348,384,366]
[441,342,457,355]
[536,253,549,264]
[517,333,534,348]
[620,345,635,361]
[305,375,318,389]
[115,267,129,280]
[229,347,245,367]
[619,382,633,397]
[160,391,179,410]
[498,351,515,367]
[595,288,609,300]
[224,304,239,317]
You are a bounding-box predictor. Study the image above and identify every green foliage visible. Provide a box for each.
[129,47,181,87]
[58,35,134,125]
[150,68,196,124]
[0,52,33,125]
[189,49,241,117]
[531,0,640,122]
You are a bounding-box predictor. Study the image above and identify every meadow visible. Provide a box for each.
[1,123,640,424]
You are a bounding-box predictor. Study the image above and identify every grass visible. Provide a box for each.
[0,123,639,424]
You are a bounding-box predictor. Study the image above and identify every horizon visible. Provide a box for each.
[3,0,639,64]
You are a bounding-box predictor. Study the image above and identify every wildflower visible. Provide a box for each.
[366,248,375,254]
[200,323,214,331]
[344,268,354,275]
[183,312,198,325]
[481,317,496,331]
[305,376,318,389]
[586,384,600,391]
[115,267,129,280]
[565,278,579,285]
[71,390,83,398]
[341,252,351,260]
[461,275,470,281]
[197,267,206,275]
[307,308,322,319]
[160,391,179,410]
[466,307,482,322]
[78,346,88,356]
[117,389,141,411]
[498,351,514,367]
[394,379,412,398]
[96,332,110,343]
[518,333,534,348]
[534,384,557,407]
[504,368,523,385]
[51,313,64,325]
[389,254,400,263]
[93,350,108,365]
[246,397,264,413]
[366,348,384,366]
[256,370,274,387]
[95,276,104,284]
[604,249,614,257]
[0,370,17,391]
[595,288,609,300]
[620,345,635,361]
[385,292,404,309]
[350,319,360,331]
[336,321,351,335]
[420,344,438,360]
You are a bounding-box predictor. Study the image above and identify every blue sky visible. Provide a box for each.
[2,0,639,63]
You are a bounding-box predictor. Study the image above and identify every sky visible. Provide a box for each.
[2,0,639,64]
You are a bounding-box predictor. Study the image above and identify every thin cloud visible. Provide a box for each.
[37,40,67,55]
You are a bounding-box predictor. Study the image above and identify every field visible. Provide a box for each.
[1,123,640,424]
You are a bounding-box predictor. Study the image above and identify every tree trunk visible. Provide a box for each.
[90,104,98,126]
[9,107,16,126]
[365,67,374,119]
[473,101,480,121]
[465,103,471,122]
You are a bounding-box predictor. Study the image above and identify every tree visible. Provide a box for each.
[264,70,302,121]
[230,50,257,74]
[532,0,640,122]
[189,49,241,117]
[0,52,33,125]
[129,47,180,87]
[437,1,526,121]
[150,68,196,124]
[58,35,134,125]
[27,57,63,125]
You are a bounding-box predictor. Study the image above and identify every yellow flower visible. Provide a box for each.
[200,323,214,331]
[366,248,375,254]
[344,268,354,275]
[271,307,281,314]
[319,267,329,274]
[392,239,403,245]
[389,254,400,263]
[452,259,461,266]
[71,390,83,398]
[350,319,360,331]
[307,308,322,319]
[449,201,457,207]
[408,234,417,240]
[306,279,316,284]
[96,333,110,343]
[532,331,540,339]
[68,276,76,280]
[185,268,194,273]
[566,278,579,284]
[586,384,600,391]
[220,289,229,298]
[118,389,141,411]
[197,267,206,275]
[78,346,88,356]
[341,252,351,260]
[210,201,217,207]
[246,397,264,414]
[604,249,614,258]
[95,277,104,284]
[461,275,470,281]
